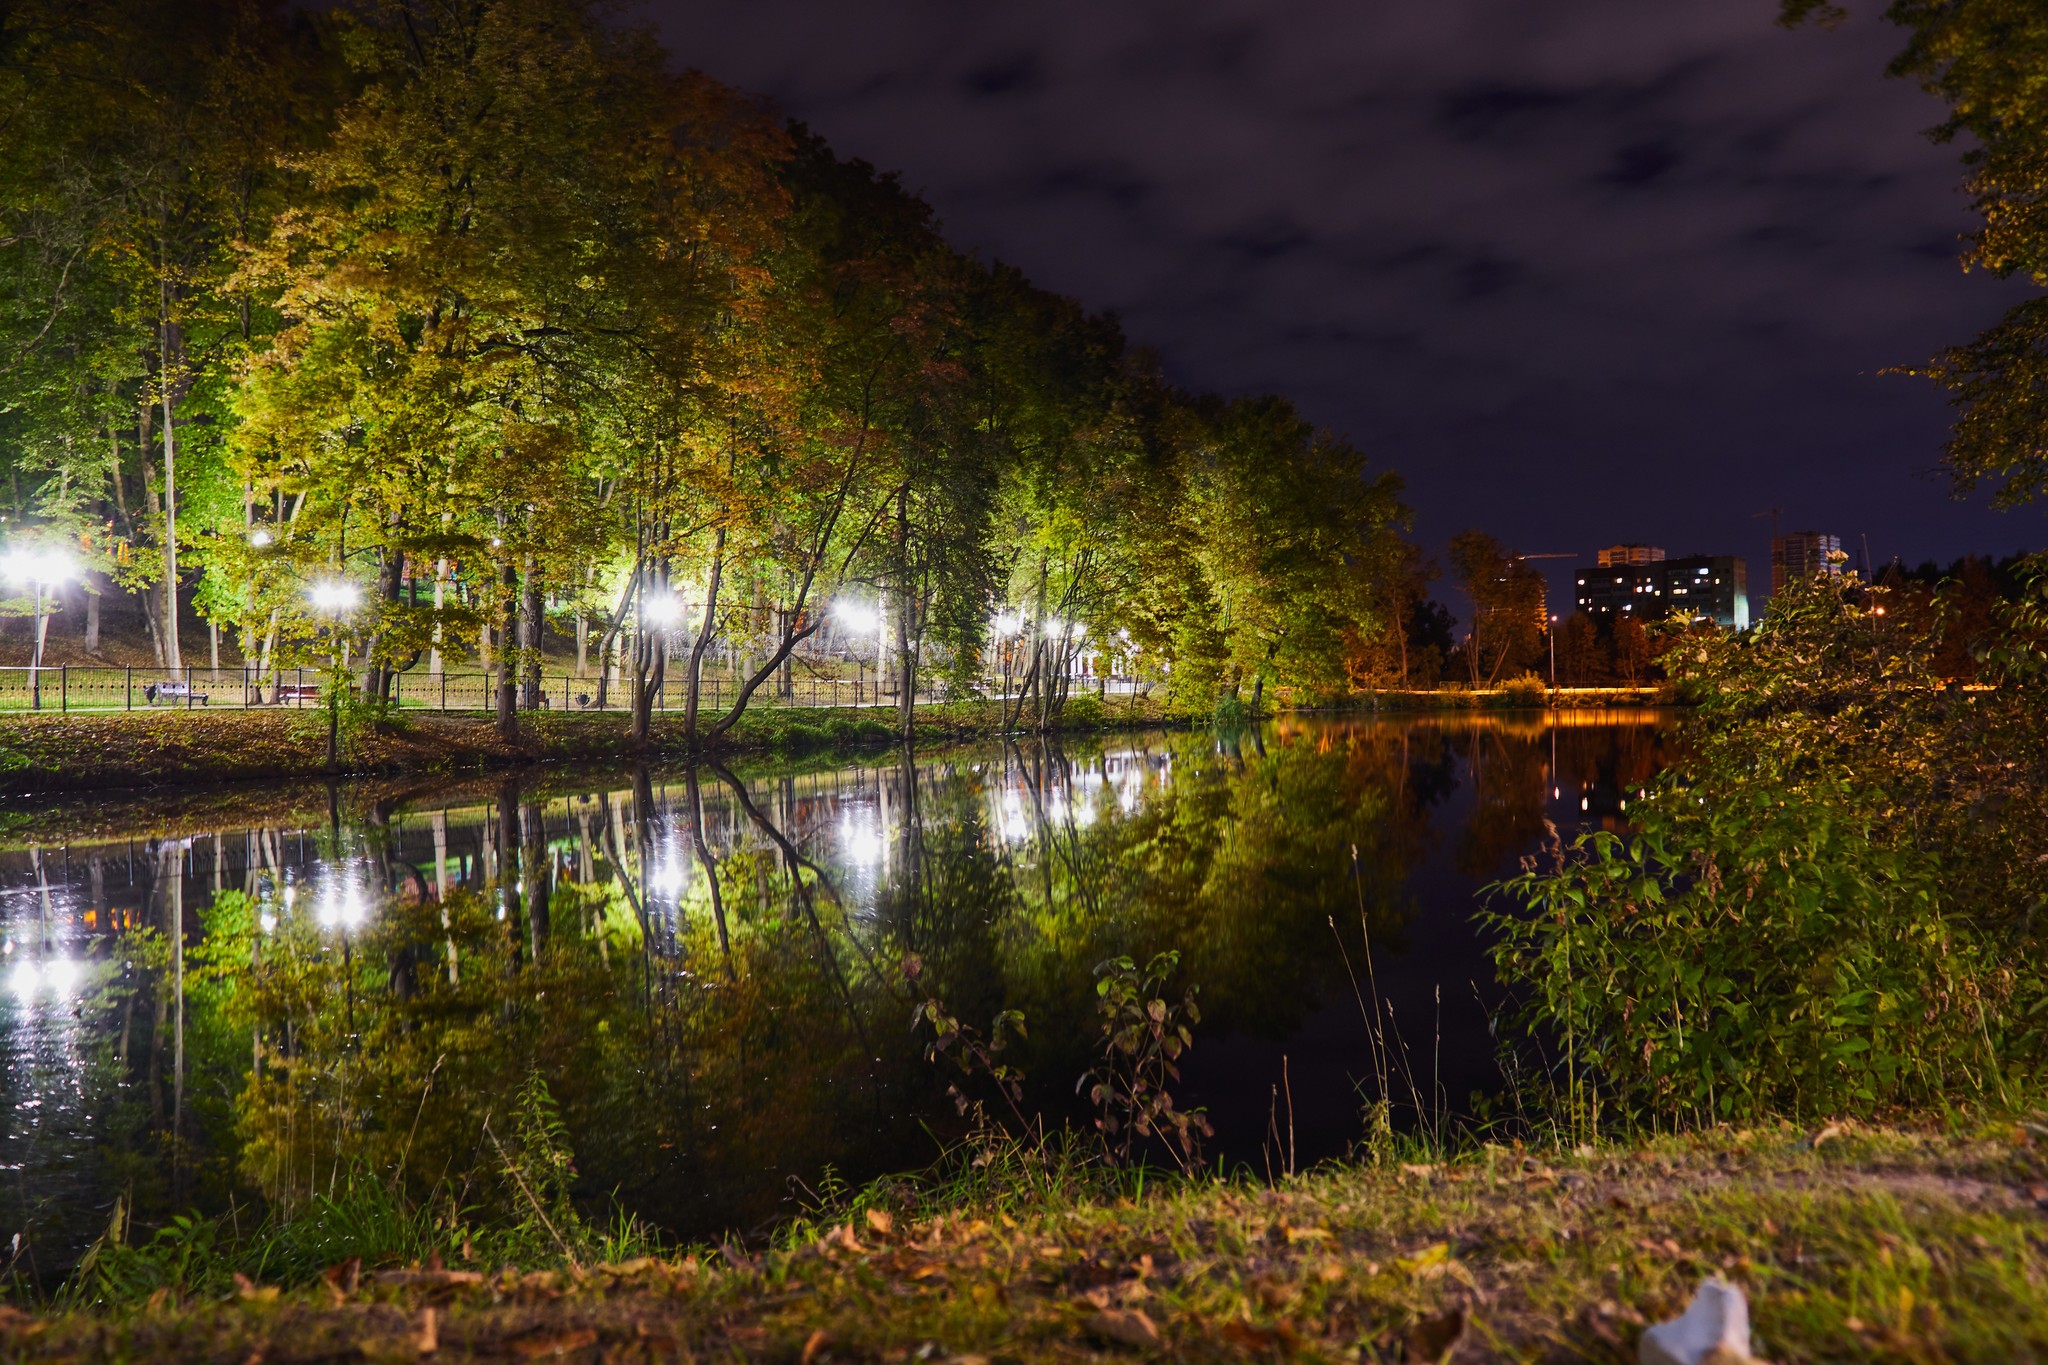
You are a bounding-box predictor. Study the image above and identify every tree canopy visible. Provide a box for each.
[0,0,1411,733]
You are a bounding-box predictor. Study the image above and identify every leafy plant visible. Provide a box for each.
[1485,564,2048,1132]
[1079,952,1212,1171]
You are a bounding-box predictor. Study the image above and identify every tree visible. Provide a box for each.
[0,0,322,667]
[1611,614,1652,685]
[1446,531,1544,685]
[1556,611,1607,684]
[1783,1,2048,506]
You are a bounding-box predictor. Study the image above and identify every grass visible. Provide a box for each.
[5,1120,2043,1361]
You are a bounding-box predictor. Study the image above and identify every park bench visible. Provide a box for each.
[143,680,209,706]
[273,682,323,704]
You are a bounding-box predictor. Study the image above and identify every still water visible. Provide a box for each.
[0,712,1667,1279]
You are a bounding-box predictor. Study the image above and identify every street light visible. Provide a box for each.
[307,580,361,767]
[1548,613,1559,694]
[248,528,273,548]
[641,592,682,627]
[2,546,76,710]
[836,600,885,703]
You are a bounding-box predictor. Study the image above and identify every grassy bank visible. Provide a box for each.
[5,1122,2043,1361]
[0,695,1181,796]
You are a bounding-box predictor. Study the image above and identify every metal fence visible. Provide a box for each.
[0,665,967,715]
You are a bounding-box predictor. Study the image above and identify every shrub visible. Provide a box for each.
[775,723,823,751]
[856,718,896,743]
[1486,564,2048,1130]
[825,717,860,746]
[1211,694,1250,728]
[1496,674,1548,709]
[1061,694,1105,729]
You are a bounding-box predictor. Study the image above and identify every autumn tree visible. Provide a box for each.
[1447,530,1544,685]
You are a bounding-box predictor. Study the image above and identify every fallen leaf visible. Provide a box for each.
[1084,1308,1162,1350]
[1394,1243,1451,1277]
[1406,1308,1465,1363]
[1222,1318,1300,1353]
[800,1328,830,1364]
[865,1208,895,1236]
[509,1326,599,1357]
[1806,1122,1845,1149]
[416,1308,438,1356]
[233,1273,280,1304]
[0,1305,45,1337]
[324,1255,362,1302]
[1400,1162,1439,1180]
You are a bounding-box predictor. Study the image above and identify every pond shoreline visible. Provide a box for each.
[0,693,1675,799]
[0,703,1133,799]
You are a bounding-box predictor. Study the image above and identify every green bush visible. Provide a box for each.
[856,718,896,743]
[1496,674,1548,709]
[825,717,860,746]
[1211,694,1250,728]
[775,723,824,752]
[1486,565,2048,1130]
[1061,694,1105,729]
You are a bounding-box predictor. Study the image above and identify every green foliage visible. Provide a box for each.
[1079,952,1212,1172]
[1487,566,2048,1130]
[1060,693,1105,729]
[1495,674,1548,709]
[1210,694,1251,728]
[1783,2,2048,506]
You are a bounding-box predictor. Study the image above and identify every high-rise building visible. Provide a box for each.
[1770,531,1842,595]
[1661,555,1749,630]
[1596,543,1666,567]
[1575,554,1749,629]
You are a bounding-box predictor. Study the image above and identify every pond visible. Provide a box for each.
[0,712,1670,1283]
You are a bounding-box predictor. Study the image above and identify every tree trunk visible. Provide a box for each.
[159,304,183,673]
[429,558,448,675]
[895,489,916,740]
[496,558,518,742]
[84,582,101,654]
[519,563,543,710]
[682,528,726,741]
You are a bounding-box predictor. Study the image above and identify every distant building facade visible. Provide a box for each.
[1596,543,1666,567]
[1575,553,1749,629]
[1770,531,1842,595]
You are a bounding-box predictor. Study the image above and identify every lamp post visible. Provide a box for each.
[1548,613,1559,696]
[3,547,76,710]
[308,580,360,767]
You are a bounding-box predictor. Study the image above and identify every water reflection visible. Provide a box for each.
[0,712,1668,1280]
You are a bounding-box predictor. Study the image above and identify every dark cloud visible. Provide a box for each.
[962,51,1044,97]
[633,0,2041,603]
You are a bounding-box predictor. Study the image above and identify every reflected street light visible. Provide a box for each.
[3,546,76,709]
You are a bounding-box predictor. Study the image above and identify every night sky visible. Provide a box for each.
[637,0,2041,611]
